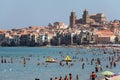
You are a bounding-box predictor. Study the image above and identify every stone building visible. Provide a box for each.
[95,30,116,44]
[69,9,107,28]
[69,10,77,28]
[0,33,5,45]
[53,22,68,29]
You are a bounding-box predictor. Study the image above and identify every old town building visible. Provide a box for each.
[69,9,107,28]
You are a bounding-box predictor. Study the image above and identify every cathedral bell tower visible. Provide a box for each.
[69,10,77,28]
[82,9,90,24]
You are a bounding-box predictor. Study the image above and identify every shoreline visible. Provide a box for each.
[0,44,120,48]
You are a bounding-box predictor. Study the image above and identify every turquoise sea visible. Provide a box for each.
[0,47,120,80]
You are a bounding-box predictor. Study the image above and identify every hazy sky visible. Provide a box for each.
[0,0,120,30]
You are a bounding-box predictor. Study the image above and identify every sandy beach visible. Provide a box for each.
[101,75,120,80]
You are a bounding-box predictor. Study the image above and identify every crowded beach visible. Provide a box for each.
[0,45,120,80]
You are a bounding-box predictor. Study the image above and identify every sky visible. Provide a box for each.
[0,0,120,30]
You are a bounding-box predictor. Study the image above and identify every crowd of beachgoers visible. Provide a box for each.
[46,46,120,80]
[0,45,120,80]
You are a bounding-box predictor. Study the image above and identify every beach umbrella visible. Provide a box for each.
[101,71,114,76]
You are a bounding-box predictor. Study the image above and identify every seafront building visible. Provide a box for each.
[0,10,120,46]
[94,30,116,44]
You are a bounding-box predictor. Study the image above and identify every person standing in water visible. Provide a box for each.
[64,75,68,80]
[76,74,79,80]
[23,58,26,67]
[90,71,97,80]
[69,73,72,80]
[59,76,63,80]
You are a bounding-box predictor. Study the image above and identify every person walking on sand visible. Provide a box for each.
[90,71,97,80]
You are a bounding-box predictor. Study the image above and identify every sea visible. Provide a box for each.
[0,47,120,80]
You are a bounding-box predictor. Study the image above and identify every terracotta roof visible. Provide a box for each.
[95,30,114,35]
[0,30,6,33]
[95,30,115,37]
[20,31,30,35]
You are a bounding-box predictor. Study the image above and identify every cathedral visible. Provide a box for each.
[69,9,107,28]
